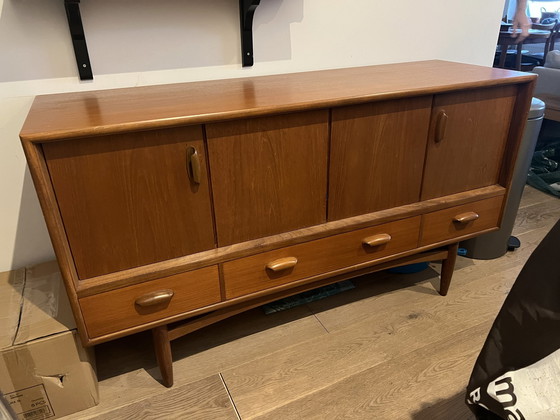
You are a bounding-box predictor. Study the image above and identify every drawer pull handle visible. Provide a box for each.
[453,212,480,224]
[187,146,201,184]
[435,110,448,143]
[363,233,392,247]
[135,290,175,307]
[266,257,298,272]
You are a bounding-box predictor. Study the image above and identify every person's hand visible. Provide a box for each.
[511,11,531,42]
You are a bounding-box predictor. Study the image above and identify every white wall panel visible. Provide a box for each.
[0,0,505,270]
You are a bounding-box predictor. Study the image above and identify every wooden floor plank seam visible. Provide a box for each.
[220,373,242,420]
[310,310,331,333]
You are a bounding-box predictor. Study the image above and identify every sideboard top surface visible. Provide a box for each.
[20,60,535,142]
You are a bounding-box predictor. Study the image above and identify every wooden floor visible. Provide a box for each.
[63,186,560,420]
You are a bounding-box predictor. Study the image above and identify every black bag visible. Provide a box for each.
[465,218,560,419]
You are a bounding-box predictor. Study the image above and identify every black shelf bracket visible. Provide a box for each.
[64,0,93,80]
[63,1,261,77]
[240,0,261,67]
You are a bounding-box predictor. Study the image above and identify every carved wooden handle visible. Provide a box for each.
[453,212,480,224]
[362,233,392,247]
[435,110,448,143]
[187,146,201,184]
[135,290,175,307]
[266,257,298,272]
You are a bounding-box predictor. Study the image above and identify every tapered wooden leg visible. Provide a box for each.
[439,242,459,296]
[152,325,173,387]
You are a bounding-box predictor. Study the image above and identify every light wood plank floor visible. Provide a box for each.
[63,186,560,420]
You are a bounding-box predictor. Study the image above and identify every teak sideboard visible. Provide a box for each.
[20,61,536,387]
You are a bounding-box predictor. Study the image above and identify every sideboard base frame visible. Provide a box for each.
[153,244,456,387]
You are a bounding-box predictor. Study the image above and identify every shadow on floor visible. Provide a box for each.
[411,391,476,420]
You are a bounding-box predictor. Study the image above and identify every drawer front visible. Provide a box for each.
[223,217,421,299]
[420,195,504,246]
[80,266,220,338]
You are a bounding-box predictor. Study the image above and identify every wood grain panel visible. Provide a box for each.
[329,96,432,220]
[223,217,421,299]
[80,266,220,338]
[73,185,504,298]
[20,61,534,143]
[498,80,536,189]
[420,196,504,246]
[207,110,329,246]
[513,193,560,236]
[91,375,239,420]
[243,323,489,420]
[421,86,517,200]
[20,139,90,343]
[43,126,216,279]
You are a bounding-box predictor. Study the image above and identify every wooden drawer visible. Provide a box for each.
[420,195,504,246]
[223,217,421,299]
[80,266,220,338]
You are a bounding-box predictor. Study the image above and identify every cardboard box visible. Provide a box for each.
[0,261,98,420]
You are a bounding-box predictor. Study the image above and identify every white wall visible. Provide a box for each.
[0,0,505,272]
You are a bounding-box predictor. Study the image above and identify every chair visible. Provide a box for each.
[494,21,555,70]
[522,20,559,66]
[549,21,560,52]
